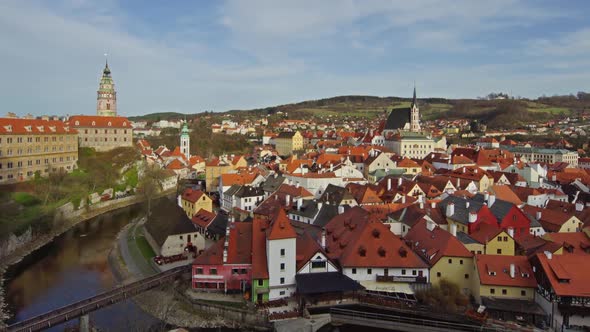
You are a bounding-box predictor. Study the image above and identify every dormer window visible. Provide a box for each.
[25,126,32,132]
[123,122,127,126]
[488,271,497,276]
[92,121,96,126]
[108,122,112,126]
[75,121,79,126]
[49,126,56,132]
[4,125,12,132]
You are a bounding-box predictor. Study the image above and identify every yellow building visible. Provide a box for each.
[180,188,212,218]
[405,220,475,294]
[274,131,303,156]
[469,224,515,256]
[204,155,247,192]
[473,255,537,304]
[0,117,78,184]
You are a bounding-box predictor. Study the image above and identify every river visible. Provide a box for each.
[3,205,162,331]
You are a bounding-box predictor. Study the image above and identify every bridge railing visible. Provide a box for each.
[8,265,189,332]
[330,308,502,332]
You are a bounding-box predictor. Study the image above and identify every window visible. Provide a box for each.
[437,272,441,277]
[258,279,263,286]
[460,259,464,265]
[311,261,326,269]
[210,268,217,275]
[477,250,482,254]
[448,259,452,264]
[196,268,203,274]
[367,268,372,275]
[502,289,507,295]
[280,263,285,271]
[279,291,285,296]
[490,288,495,294]
[496,249,502,254]
[503,236,508,241]
[280,249,285,257]
[402,269,406,275]
[352,268,357,274]
[497,236,502,242]
[280,277,285,284]
[521,290,526,296]
[465,274,469,279]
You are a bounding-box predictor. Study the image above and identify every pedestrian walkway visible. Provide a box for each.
[118,221,157,278]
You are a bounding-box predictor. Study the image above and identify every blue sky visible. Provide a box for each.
[1,0,589,117]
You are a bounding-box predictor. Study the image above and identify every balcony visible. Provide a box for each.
[376,275,427,283]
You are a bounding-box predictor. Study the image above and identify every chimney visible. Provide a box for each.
[544,251,552,260]
[177,194,182,208]
[402,195,406,204]
[286,194,291,206]
[420,201,424,209]
[536,210,542,220]
[456,178,460,188]
[387,178,392,191]
[466,201,470,209]
[398,177,402,187]
[431,201,436,209]
[296,182,300,188]
[576,202,584,212]
[450,223,457,237]
[488,194,496,207]
[446,202,455,217]
[330,163,334,172]
[321,228,327,250]
[509,263,515,279]
[317,202,323,211]
[426,220,436,231]
[507,227,514,238]
[297,197,303,211]
[484,191,489,202]
[468,211,477,223]
[338,205,344,214]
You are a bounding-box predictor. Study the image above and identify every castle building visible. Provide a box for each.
[0,117,78,184]
[69,60,132,151]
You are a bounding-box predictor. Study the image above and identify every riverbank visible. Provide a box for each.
[0,190,173,329]
[109,217,271,330]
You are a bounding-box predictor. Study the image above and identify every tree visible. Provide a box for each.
[138,164,167,216]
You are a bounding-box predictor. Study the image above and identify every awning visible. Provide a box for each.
[481,297,546,316]
[360,281,414,294]
[295,272,364,295]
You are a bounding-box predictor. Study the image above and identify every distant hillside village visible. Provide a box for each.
[2,62,590,331]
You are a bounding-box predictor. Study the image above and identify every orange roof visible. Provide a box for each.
[68,115,131,128]
[0,117,77,135]
[221,173,257,186]
[543,232,590,255]
[476,255,537,288]
[536,253,590,297]
[490,185,522,206]
[267,209,297,240]
[469,223,505,244]
[166,158,186,170]
[398,157,420,168]
[181,188,207,203]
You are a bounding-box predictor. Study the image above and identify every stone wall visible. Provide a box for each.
[0,228,32,258]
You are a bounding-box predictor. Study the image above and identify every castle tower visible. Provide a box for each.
[96,59,117,117]
[410,85,421,132]
[180,121,190,158]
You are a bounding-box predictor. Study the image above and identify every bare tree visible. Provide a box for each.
[138,164,167,217]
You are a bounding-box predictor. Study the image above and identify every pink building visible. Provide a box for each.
[192,222,252,292]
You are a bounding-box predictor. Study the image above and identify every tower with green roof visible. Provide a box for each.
[96,59,117,117]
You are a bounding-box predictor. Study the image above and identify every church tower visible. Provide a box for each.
[410,85,421,132]
[96,59,117,117]
[180,121,190,158]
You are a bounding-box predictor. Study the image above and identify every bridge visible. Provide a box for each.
[330,308,504,332]
[7,265,190,332]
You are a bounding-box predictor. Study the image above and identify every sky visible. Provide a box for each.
[1,0,589,117]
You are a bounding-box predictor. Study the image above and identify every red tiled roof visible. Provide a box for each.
[267,209,297,240]
[543,232,590,255]
[476,255,537,288]
[68,115,131,128]
[181,188,207,203]
[166,158,186,170]
[226,222,253,264]
[0,117,77,135]
[469,223,505,244]
[252,218,269,279]
[191,209,216,228]
[536,253,590,297]
[221,173,257,186]
[405,219,473,265]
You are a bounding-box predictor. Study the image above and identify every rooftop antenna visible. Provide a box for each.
[104,53,109,67]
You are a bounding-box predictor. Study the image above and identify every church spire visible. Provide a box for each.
[412,83,417,108]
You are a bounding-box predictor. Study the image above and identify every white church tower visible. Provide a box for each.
[266,209,297,300]
[180,121,190,158]
[410,85,421,132]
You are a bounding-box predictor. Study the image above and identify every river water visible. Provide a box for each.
[4,205,162,331]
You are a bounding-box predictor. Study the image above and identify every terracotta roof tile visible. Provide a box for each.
[476,254,537,288]
[0,117,77,135]
[69,115,131,128]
